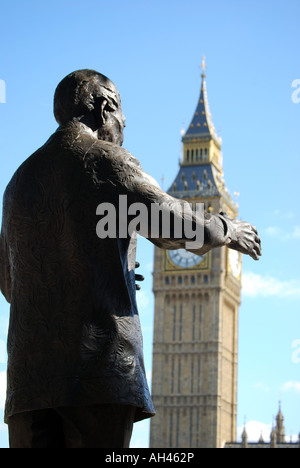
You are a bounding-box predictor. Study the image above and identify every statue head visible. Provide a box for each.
[54,69,126,146]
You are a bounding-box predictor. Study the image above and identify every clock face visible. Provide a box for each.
[168,249,204,269]
[228,249,241,278]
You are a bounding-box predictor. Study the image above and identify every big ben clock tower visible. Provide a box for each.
[150,60,242,449]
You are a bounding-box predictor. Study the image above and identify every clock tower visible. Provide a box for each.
[150,60,242,448]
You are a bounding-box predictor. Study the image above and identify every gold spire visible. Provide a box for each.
[201,55,206,78]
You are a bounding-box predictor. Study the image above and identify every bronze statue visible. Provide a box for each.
[0,70,261,448]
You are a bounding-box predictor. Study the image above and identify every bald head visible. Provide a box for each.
[53,69,125,145]
[54,69,119,125]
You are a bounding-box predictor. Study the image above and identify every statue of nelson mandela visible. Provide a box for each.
[0,70,261,448]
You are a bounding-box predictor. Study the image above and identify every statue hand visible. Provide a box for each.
[222,215,262,261]
[135,262,145,291]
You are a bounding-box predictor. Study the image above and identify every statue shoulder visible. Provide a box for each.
[85,140,142,174]
[95,141,141,166]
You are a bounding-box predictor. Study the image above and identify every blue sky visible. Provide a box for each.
[0,0,300,448]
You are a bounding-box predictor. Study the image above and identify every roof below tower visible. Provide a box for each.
[167,162,237,210]
[168,163,219,198]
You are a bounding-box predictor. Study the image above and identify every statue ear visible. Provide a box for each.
[92,97,109,129]
[99,98,108,126]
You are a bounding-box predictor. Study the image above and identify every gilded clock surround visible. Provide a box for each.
[165,250,211,272]
[227,249,242,280]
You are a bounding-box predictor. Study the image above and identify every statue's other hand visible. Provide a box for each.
[226,218,262,261]
[135,262,145,291]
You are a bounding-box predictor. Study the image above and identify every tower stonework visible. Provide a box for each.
[150,66,242,449]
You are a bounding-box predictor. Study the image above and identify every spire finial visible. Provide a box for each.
[201,55,206,78]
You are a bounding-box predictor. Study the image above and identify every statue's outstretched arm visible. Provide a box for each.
[114,150,261,261]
